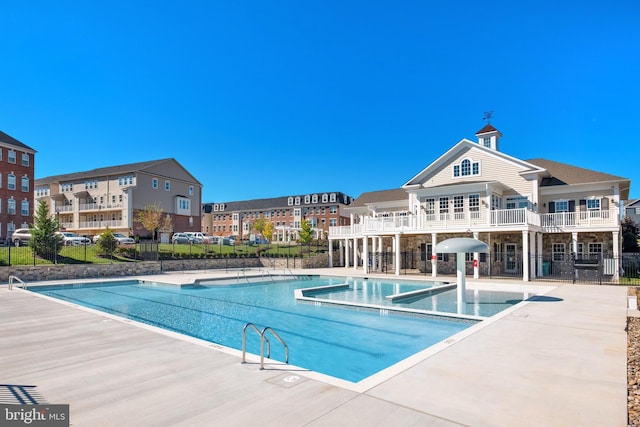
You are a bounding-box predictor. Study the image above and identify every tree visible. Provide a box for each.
[158,213,174,239]
[622,216,640,238]
[262,221,274,242]
[253,218,266,237]
[30,200,64,259]
[623,232,639,253]
[298,219,313,244]
[96,228,118,256]
[135,203,163,240]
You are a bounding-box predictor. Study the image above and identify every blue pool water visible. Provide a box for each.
[30,276,522,382]
[304,277,528,317]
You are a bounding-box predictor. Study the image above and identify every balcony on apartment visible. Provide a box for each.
[329,207,618,238]
[79,201,123,211]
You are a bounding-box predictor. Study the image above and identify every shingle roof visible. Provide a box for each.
[35,158,197,184]
[527,158,628,185]
[203,192,353,212]
[528,158,630,200]
[0,130,36,152]
[348,188,408,208]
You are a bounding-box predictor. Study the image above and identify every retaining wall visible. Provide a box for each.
[1,255,330,283]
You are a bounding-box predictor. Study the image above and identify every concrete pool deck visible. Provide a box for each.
[1,268,629,426]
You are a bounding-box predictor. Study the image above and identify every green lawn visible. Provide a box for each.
[0,241,328,266]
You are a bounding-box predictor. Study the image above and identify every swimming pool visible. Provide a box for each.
[29,275,525,383]
[298,277,530,317]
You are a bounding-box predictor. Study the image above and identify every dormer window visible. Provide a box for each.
[453,158,480,177]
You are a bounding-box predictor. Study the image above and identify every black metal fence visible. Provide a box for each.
[0,240,322,266]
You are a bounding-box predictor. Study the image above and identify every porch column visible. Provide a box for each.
[394,233,401,276]
[537,232,544,277]
[572,231,579,281]
[372,235,377,272]
[473,231,480,279]
[344,239,351,267]
[353,238,358,271]
[522,230,530,282]
[363,236,369,274]
[529,231,536,279]
[613,231,620,280]
[328,240,333,268]
[431,233,438,278]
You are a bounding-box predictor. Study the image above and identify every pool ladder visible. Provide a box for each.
[241,323,289,370]
[8,275,27,290]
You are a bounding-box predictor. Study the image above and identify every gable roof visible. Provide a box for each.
[35,158,202,186]
[527,158,630,199]
[403,139,545,187]
[0,130,36,152]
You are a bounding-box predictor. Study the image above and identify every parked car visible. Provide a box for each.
[184,232,207,243]
[10,228,32,246]
[203,235,218,244]
[93,232,135,245]
[172,233,192,244]
[56,232,91,246]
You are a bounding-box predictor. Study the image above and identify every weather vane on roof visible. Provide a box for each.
[482,111,494,123]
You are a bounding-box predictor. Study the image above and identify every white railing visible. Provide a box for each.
[540,209,615,229]
[329,208,618,238]
[79,203,123,211]
[490,208,527,225]
[56,205,73,212]
[78,220,123,229]
[79,203,99,211]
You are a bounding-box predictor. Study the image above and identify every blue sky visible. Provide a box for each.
[2,1,639,203]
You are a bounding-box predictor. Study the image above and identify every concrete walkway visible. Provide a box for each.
[0,269,629,426]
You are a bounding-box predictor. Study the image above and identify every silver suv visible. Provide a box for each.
[11,228,32,246]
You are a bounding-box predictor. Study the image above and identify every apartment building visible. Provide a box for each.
[202,192,354,242]
[35,158,202,239]
[625,200,640,226]
[0,130,36,241]
[329,124,630,281]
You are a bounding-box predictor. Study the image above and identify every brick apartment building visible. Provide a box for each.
[202,192,354,242]
[0,130,36,241]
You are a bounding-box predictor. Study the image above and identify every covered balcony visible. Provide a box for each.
[329,207,618,238]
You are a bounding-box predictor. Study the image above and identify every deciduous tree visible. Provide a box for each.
[135,203,163,240]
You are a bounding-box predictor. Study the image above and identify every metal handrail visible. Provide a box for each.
[8,275,27,290]
[241,323,289,370]
[236,270,250,283]
[242,323,268,362]
[260,327,289,368]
